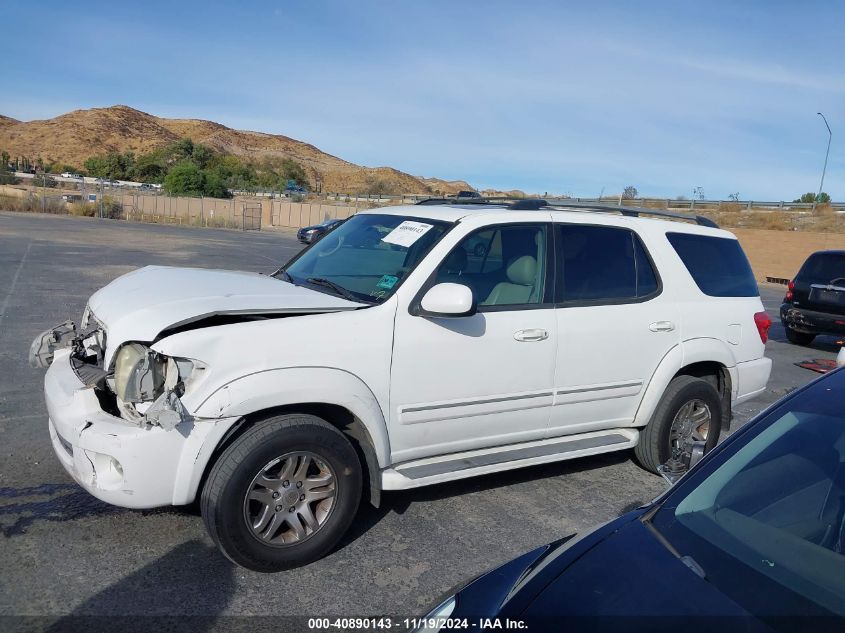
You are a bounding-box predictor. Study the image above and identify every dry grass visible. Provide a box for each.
[0,193,67,214]
[68,201,98,217]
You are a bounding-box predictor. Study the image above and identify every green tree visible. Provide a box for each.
[132,153,167,183]
[84,151,135,179]
[206,154,256,191]
[163,160,206,196]
[203,170,228,198]
[794,192,831,203]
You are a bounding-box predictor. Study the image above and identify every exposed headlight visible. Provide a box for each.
[412,596,456,632]
[113,343,166,402]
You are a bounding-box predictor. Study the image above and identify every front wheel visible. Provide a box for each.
[634,375,722,474]
[201,414,362,572]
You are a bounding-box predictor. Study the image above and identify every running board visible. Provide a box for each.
[381,428,639,490]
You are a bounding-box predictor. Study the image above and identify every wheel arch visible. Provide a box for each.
[191,367,389,508]
[634,340,735,430]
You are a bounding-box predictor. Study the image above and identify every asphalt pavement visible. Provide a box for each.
[0,211,839,624]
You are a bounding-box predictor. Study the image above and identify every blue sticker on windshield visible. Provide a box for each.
[377,274,399,290]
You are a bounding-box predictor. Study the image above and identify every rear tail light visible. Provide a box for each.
[754,311,772,344]
[785,279,794,302]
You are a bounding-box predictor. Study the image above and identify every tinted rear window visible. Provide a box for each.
[797,253,845,284]
[667,233,758,297]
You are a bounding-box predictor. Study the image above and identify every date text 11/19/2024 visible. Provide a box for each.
[307,617,529,630]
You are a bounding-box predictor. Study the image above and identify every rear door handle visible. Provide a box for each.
[514,328,549,342]
[649,321,675,332]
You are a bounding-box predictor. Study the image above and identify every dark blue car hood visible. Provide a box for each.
[453,512,775,632]
[523,518,752,616]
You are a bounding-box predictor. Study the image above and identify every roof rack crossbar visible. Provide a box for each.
[545,201,719,228]
[414,197,719,228]
[415,197,507,206]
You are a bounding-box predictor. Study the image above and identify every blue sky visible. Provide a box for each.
[1,1,842,199]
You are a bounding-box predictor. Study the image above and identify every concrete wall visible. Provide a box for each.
[732,228,842,282]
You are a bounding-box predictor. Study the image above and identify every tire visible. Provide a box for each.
[201,413,362,572]
[785,326,816,346]
[634,375,723,474]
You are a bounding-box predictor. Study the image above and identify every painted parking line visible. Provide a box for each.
[0,239,33,329]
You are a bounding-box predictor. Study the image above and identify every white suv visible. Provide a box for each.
[31,200,772,571]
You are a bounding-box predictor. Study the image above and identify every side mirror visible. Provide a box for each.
[417,283,476,318]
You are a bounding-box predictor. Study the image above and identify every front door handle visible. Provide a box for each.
[649,321,675,332]
[514,328,549,342]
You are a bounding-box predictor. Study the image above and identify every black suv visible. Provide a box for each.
[780,250,845,345]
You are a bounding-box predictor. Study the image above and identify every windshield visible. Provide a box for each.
[652,372,845,619]
[279,213,451,303]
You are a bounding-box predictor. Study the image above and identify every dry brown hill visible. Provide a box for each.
[0,105,474,194]
[0,115,19,129]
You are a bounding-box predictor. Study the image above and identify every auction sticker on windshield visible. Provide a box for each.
[381,221,433,247]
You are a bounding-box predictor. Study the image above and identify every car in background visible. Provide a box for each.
[285,184,307,196]
[419,366,845,632]
[455,190,482,199]
[139,183,156,191]
[60,172,82,179]
[297,218,345,244]
[781,250,845,345]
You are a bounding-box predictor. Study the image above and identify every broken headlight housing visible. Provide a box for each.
[111,343,199,430]
[112,344,197,402]
[113,343,166,403]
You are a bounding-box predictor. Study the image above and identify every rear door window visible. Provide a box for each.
[556,224,660,303]
[667,233,758,297]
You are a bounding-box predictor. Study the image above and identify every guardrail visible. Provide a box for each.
[321,192,845,211]
[12,172,843,211]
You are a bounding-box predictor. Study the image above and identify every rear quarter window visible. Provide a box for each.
[667,232,758,297]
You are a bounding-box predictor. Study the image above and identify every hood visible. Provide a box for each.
[88,266,363,366]
[519,519,756,621]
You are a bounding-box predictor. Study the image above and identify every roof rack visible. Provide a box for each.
[414,197,718,228]
[545,201,719,228]
[415,197,505,206]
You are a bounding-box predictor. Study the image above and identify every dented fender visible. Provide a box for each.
[194,367,391,468]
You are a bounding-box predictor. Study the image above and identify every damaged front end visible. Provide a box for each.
[110,343,197,431]
[29,321,80,368]
[30,311,197,431]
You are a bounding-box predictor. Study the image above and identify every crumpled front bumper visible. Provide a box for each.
[45,348,239,509]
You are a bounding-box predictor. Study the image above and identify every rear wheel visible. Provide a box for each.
[201,414,362,572]
[785,326,816,346]
[634,375,722,474]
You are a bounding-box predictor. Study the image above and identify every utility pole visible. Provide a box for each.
[816,112,832,210]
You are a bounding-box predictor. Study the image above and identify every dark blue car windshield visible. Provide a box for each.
[653,369,845,619]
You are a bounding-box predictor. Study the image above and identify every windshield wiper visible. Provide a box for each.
[641,505,707,579]
[306,277,366,303]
